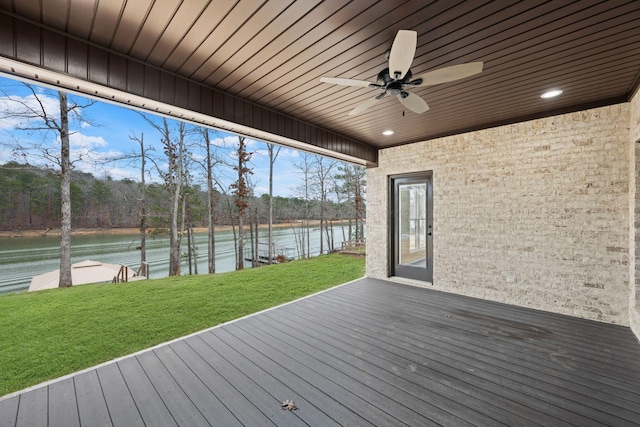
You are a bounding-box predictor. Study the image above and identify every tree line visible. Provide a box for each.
[0,82,366,287]
[0,161,365,238]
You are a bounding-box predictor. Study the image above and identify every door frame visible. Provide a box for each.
[388,171,433,282]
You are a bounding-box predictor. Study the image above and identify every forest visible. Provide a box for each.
[0,160,365,235]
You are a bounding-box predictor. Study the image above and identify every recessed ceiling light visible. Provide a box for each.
[541,89,563,99]
[382,130,394,136]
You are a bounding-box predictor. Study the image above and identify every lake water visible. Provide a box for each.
[0,225,353,294]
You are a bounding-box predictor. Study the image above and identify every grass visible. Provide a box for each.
[0,253,365,397]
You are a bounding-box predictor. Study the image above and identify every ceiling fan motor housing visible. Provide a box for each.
[377,68,413,85]
[376,68,415,96]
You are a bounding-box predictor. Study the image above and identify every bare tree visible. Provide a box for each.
[128,132,152,270]
[267,143,281,264]
[57,92,72,287]
[335,163,366,241]
[195,128,224,274]
[1,84,95,287]
[312,155,337,254]
[293,153,314,258]
[230,136,253,270]
[142,115,186,276]
[180,151,199,276]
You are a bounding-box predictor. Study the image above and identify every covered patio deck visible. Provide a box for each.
[1,278,639,426]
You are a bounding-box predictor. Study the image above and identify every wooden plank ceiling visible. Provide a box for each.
[0,0,639,149]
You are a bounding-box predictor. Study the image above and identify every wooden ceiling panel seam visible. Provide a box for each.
[408,79,636,129]
[220,0,373,94]
[206,0,322,90]
[191,0,288,82]
[451,2,640,75]
[127,0,183,62]
[452,49,640,100]
[407,1,596,76]
[108,0,154,54]
[67,0,98,39]
[408,43,640,112]
[410,76,635,124]
[175,0,266,79]
[0,0,13,12]
[154,0,232,71]
[404,1,632,85]
[12,0,42,21]
[153,0,214,65]
[232,1,398,102]
[89,0,126,47]
[41,0,69,33]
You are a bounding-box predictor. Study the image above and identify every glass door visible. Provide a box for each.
[390,173,432,281]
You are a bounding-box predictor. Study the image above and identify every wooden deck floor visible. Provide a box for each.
[2,278,640,426]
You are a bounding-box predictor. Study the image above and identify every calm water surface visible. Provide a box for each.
[0,225,351,293]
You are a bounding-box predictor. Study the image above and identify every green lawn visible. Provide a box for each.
[0,254,365,397]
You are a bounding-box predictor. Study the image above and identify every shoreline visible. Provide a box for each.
[0,220,352,238]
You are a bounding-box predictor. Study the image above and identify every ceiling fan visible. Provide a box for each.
[319,30,483,115]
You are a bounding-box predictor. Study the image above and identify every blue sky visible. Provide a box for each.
[0,74,316,198]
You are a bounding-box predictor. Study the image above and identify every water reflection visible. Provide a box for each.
[0,225,353,293]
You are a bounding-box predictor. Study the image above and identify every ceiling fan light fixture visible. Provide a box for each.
[382,130,394,136]
[541,89,563,99]
[319,30,483,115]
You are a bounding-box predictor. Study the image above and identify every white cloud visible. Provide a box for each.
[0,147,16,163]
[69,132,108,149]
[279,148,300,159]
[211,134,240,148]
[0,93,60,130]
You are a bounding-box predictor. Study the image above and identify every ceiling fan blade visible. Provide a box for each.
[388,30,417,80]
[412,62,483,87]
[398,92,429,114]
[320,77,374,88]
[349,96,383,115]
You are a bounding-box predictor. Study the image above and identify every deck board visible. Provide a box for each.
[117,356,177,427]
[136,350,211,426]
[238,315,478,426]
[48,378,79,427]
[95,363,145,427]
[222,322,408,426]
[210,327,365,426]
[189,332,311,427]
[2,277,640,426]
[173,336,275,426]
[0,396,18,427]
[152,344,240,426]
[15,387,47,427]
[74,370,112,426]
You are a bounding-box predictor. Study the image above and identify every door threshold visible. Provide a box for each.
[389,276,433,289]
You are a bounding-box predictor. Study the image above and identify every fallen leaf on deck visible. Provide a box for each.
[281,399,297,411]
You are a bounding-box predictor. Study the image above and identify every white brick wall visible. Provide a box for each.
[368,104,631,325]
[629,89,640,339]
